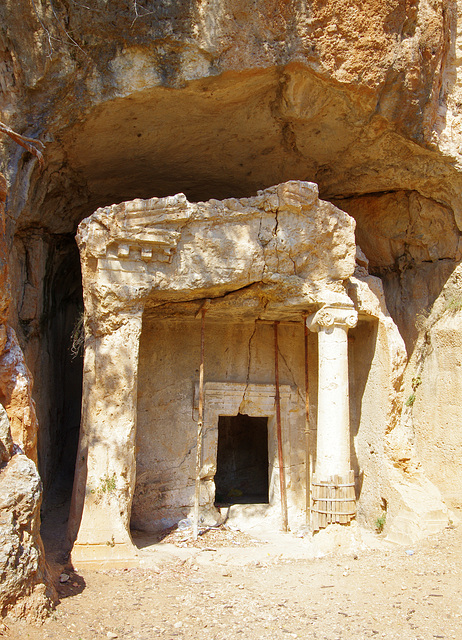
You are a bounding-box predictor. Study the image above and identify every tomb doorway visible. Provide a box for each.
[215,414,269,505]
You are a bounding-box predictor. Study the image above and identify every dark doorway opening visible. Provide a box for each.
[39,238,83,560]
[41,239,83,508]
[215,414,269,505]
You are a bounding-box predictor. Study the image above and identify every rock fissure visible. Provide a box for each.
[237,320,258,417]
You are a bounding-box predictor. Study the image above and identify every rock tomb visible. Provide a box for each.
[68,180,444,566]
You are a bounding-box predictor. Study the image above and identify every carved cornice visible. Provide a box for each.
[76,193,191,263]
[76,182,358,310]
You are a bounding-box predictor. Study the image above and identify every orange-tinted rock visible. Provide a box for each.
[0,327,38,464]
[0,173,10,326]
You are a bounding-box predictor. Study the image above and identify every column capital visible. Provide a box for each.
[306,304,358,333]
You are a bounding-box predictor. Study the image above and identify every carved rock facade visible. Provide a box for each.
[68,181,451,565]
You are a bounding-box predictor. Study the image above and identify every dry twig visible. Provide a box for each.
[131,0,157,26]
[0,122,45,168]
[31,0,87,57]
[48,0,86,55]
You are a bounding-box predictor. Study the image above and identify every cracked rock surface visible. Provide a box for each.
[0,406,56,623]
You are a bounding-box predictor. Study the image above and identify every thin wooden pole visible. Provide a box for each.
[193,307,206,540]
[274,321,288,532]
[304,315,312,528]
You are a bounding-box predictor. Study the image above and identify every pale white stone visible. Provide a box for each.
[307,306,357,480]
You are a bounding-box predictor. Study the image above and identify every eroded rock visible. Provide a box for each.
[0,405,13,463]
[404,263,462,514]
[0,408,55,622]
[0,326,39,464]
[0,171,53,623]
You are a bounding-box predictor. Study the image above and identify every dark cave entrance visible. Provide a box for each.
[39,238,83,516]
[214,414,269,505]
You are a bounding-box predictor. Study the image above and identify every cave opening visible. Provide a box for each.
[215,414,269,506]
[36,239,83,555]
[39,238,83,543]
[33,65,457,549]
[37,70,311,540]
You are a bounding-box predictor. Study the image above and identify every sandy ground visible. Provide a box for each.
[3,516,462,640]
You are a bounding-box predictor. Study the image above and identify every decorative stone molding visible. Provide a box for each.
[306,305,358,333]
[76,181,357,325]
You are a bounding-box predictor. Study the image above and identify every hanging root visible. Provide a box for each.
[0,121,45,168]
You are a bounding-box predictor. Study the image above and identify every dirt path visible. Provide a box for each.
[4,522,462,640]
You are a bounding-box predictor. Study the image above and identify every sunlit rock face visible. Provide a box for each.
[0,175,55,622]
[2,0,460,230]
[0,405,55,622]
[0,0,461,613]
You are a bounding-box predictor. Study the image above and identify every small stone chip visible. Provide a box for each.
[107,632,118,639]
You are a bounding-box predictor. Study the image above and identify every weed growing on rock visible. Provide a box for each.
[375,513,386,533]
[445,293,462,313]
[405,375,422,407]
[99,473,117,494]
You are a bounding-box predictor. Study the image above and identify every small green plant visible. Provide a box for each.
[412,375,422,389]
[405,375,422,407]
[89,473,117,504]
[445,294,462,313]
[375,513,386,533]
[106,535,115,548]
[405,393,416,407]
[99,473,117,494]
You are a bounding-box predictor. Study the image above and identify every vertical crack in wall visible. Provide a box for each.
[273,209,280,273]
[289,253,297,276]
[238,320,258,414]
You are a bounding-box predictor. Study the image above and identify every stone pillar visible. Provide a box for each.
[307,305,358,529]
[69,309,143,567]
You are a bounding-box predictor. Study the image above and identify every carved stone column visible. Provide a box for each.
[69,309,143,567]
[307,305,358,529]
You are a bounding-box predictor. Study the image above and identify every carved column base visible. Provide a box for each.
[311,470,356,531]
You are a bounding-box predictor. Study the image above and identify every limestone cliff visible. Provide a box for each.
[1,0,462,620]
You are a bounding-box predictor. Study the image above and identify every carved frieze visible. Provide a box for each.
[76,181,358,315]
